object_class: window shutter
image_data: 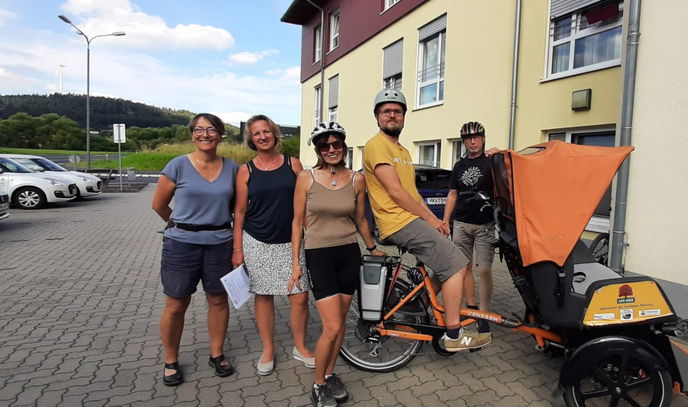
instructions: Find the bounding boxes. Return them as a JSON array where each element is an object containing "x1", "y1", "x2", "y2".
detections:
[
  {"x1": 419, "y1": 14, "x2": 447, "y2": 41},
  {"x1": 328, "y1": 75, "x2": 339, "y2": 109},
  {"x1": 550, "y1": 0, "x2": 604, "y2": 19},
  {"x1": 383, "y1": 40, "x2": 403, "y2": 79}
]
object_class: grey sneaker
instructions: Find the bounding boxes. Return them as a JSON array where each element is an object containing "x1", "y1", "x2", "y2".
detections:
[
  {"x1": 442, "y1": 328, "x2": 492, "y2": 352},
  {"x1": 325, "y1": 373, "x2": 349, "y2": 402},
  {"x1": 311, "y1": 384, "x2": 337, "y2": 407}
]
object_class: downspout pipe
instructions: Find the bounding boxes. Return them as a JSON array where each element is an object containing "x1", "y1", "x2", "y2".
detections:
[
  {"x1": 610, "y1": 0, "x2": 641, "y2": 273},
  {"x1": 306, "y1": 0, "x2": 325, "y2": 123},
  {"x1": 508, "y1": 0, "x2": 522, "y2": 149}
]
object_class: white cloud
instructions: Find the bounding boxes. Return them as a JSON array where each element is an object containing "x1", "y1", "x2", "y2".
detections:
[
  {"x1": 228, "y1": 49, "x2": 279, "y2": 65},
  {"x1": 0, "y1": 9, "x2": 17, "y2": 26},
  {"x1": 59, "y1": 0, "x2": 234, "y2": 51}
]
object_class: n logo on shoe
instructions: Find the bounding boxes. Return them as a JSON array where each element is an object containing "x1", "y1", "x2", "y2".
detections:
[{"x1": 460, "y1": 336, "x2": 473, "y2": 346}]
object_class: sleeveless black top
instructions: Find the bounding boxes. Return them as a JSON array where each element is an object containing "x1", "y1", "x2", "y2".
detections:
[{"x1": 244, "y1": 155, "x2": 295, "y2": 244}]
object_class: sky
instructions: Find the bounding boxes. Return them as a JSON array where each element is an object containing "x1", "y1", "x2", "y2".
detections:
[{"x1": 0, "y1": 0, "x2": 304, "y2": 125}]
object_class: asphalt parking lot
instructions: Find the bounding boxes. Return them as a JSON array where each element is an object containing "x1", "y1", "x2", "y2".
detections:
[{"x1": 0, "y1": 186, "x2": 686, "y2": 406}]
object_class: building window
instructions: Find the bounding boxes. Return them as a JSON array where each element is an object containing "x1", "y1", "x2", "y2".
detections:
[
  {"x1": 384, "y1": 0, "x2": 401, "y2": 11},
  {"x1": 346, "y1": 148, "x2": 353, "y2": 169},
  {"x1": 548, "y1": 1, "x2": 623, "y2": 78},
  {"x1": 383, "y1": 40, "x2": 403, "y2": 91},
  {"x1": 417, "y1": 15, "x2": 446, "y2": 107},
  {"x1": 314, "y1": 85, "x2": 322, "y2": 125},
  {"x1": 314, "y1": 25, "x2": 322, "y2": 63},
  {"x1": 329, "y1": 9, "x2": 340, "y2": 51},
  {"x1": 417, "y1": 141, "x2": 441, "y2": 167},
  {"x1": 328, "y1": 74, "x2": 339, "y2": 122},
  {"x1": 548, "y1": 129, "x2": 615, "y2": 230},
  {"x1": 451, "y1": 140, "x2": 465, "y2": 164}
]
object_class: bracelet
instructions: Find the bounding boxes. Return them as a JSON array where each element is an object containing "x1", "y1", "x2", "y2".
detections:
[{"x1": 366, "y1": 245, "x2": 377, "y2": 252}]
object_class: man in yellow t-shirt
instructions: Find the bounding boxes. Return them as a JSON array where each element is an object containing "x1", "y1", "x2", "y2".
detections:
[{"x1": 362, "y1": 89, "x2": 491, "y2": 352}]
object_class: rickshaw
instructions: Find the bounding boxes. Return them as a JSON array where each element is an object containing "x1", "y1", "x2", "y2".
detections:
[{"x1": 341, "y1": 141, "x2": 688, "y2": 407}]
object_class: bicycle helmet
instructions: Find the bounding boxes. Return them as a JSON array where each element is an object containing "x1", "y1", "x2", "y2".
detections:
[
  {"x1": 308, "y1": 121, "x2": 346, "y2": 145},
  {"x1": 373, "y1": 89, "x2": 407, "y2": 114},
  {"x1": 460, "y1": 121, "x2": 485, "y2": 138}
]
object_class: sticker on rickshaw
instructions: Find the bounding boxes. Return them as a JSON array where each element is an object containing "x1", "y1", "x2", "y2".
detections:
[{"x1": 583, "y1": 280, "x2": 673, "y2": 326}]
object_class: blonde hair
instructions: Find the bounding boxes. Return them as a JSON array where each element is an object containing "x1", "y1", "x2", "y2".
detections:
[{"x1": 243, "y1": 114, "x2": 282, "y2": 152}]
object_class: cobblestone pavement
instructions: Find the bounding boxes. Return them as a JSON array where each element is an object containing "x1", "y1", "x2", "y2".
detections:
[{"x1": 0, "y1": 186, "x2": 686, "y2": 407}]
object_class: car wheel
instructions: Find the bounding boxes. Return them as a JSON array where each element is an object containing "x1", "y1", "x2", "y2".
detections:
[{"x1": 13, "y1": 187, "x2": 47, "y2": 209}]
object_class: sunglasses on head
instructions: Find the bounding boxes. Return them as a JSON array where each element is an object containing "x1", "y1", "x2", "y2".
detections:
[{"x1": 317, "y1": 140, "x2": 344, "y2": 153}]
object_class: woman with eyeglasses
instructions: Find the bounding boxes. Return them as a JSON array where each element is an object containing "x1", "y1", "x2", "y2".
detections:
[
  {"x1": 232, "y1": 114, "x2": 314, "y2": 376},
  {"x1": 152, "y1": 113, "x2": 238, "y2": 386},
  {"x1": 292, "y1": 122, "x2": 384, "y2": 406}
]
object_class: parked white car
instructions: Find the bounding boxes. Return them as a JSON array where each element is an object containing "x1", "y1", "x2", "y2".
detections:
[
  {"x1": 0, "y1": 157, "x2": 77, "y2": 209},
  {"x1": 0, "y1": 154, "x2": 102, "y2": 198},
  {"x1": 0, "y1": 181, "x2": 9, "y2": 221}
]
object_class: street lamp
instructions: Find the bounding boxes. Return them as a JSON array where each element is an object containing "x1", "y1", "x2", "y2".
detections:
[{"x1": 58, "y1": 15, "x2": 125, "y2": 171}]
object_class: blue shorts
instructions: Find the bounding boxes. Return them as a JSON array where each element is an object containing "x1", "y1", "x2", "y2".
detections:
[
  {"x1": 160, "y1": 236, "x2": 232, "y2": 298},
  {"x1": 305, "y1": 243, "x2": 361, "y2": 301}
]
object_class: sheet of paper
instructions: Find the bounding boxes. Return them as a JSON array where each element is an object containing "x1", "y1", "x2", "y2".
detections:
[{"x1": 220, "y1": 264, "x2": 251, "y2": 309}]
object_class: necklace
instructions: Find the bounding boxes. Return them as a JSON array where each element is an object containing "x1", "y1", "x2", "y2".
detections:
[
  {"x1": 193, "y1": 156, "x2": 220, "y2": 179},
  {"x1": 330, "y1": 166, "x2": 337, "y2": 186},
  {"x1": 258, "y1": 155, "x2": 280, "y2": 171}
]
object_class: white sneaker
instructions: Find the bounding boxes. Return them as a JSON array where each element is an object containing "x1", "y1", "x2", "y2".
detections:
[{"x1": 256, "y1": 357, "x2": 274, "y2": 376}]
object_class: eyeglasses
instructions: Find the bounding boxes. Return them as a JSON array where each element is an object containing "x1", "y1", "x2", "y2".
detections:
[
  {"x1": 317, "y1": 140, "x2": 344, "y2": 153},
  {"x1": 193, "y1": 127, "x2": 219, "y2": 136},
  {"x1": 379, "y1": 109, "x2": 404, "y2": 117}
]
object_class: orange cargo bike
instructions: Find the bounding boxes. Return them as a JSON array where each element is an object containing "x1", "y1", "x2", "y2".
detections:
[{"x1": 340, "y1": 141, "x2": 688, "y2": 407}]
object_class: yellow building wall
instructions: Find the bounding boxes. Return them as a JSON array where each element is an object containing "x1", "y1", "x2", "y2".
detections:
[
  {"x1": 624, "y1": 1, "x2": 688, "y2": 284},
  {"x1": 298, "y1": 0, "x2": 515, "y2": 169},
  {"x1": 514, "y1": 0, "x2": 622, "y2": 147}
]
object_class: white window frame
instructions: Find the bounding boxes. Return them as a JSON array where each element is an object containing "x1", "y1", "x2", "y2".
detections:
[
  {"x1": 546, "y1": 1, "x2": 623, "y2": 80},
  {"x1": 328, "y1": 107, "x2": 338, "y2": 122},
  {"x1": 345, "y1": 147, "x2": 353, "y2": 169},
  {"x1": 314, "y1": 25, "x2": 322, "y2": 63},
  {"x1": 451, "y1": 139, "x2": 466, "y2": 164},
  {"x1": 329, "y1": 9, "x2": 340, "y2": 51},
  {"x1": 384, "y1": 0, "x2": 401, "y2": 11},
  {"x1": 417, "y1": 30, "x2": 446, "y2": 108},
  {"x1": 548, "y1": 127, "x2": 615, "y2": 232},
  {"x1": 314, "y1": 85, "x2": 322, "y2": 125},
  {"x1": 384, "y1": 73, "x2": 402, "y2": 91},
  {"x1": 416, "y1": 141, "x2": 441, "y2": 168}
]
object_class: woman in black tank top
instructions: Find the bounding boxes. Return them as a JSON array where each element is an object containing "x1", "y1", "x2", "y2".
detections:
[{"x1": 232, "y1": 115, "x2": 314, "y2": 376}]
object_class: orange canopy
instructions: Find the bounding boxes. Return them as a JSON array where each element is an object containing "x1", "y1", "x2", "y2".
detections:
[{"x1": 504, "y1": 141, "x2": 633, "y2": 267}]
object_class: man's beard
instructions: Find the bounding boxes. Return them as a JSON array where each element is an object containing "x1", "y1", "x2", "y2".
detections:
[{"x1": 379, "y1": 122, "x2": 403, "y2": 138}]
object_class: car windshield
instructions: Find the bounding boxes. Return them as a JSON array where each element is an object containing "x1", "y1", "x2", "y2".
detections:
[
  {"x1": 33, "y1": 158, "x2": 67, "y2": 172},
  {"x1": 416, "y1": 170, "x2": 450, "y2": 189},
  {"x1": 0, "y1": 158, "x2": 33, "y2": 173}
]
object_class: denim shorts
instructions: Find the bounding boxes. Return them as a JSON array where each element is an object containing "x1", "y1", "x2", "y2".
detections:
[{"x1": 160, "y1": 236, "x2": 232, "y2": 298}]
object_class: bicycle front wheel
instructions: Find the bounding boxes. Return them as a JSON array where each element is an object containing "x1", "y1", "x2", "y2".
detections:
[{"x1": 339, "y1": 279, "x2": 427, "y2": 372}]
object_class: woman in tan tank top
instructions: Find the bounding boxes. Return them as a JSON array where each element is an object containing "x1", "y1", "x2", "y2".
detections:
[{"x1": 291, "y1": 122, "x2": 384, "y2": 406}]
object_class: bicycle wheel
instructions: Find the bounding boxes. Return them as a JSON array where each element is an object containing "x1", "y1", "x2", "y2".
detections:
[
  {"x1": 339, "y1": 279, "x2": 427, "y2": 372},
  {"x1": 590, "y1": 233, "x2": 609, "y2": 265}
]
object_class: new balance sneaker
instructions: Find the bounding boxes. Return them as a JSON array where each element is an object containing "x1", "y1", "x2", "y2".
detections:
[
  {"x1": 325, "y1": 373, "x2": 349, "y2": 402},
  {"x1": 311, "y1": 384, "x2": 337, "y2": 407},
  {"x1": 441, "y1": 328, "x2": 492, "y2": 352}
]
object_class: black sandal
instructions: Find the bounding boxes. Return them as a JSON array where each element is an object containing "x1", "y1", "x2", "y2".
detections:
[
  {"x1": 162, "y1": 362, "x2": 183, "y2": 386},
  {"x1": 209, "y1": 354, "x2": 235, "y2": 377}
]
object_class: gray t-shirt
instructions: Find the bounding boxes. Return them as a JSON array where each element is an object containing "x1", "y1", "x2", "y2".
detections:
[{"x1": 162, "y1": 155, "x2": 238, "y2": 245}]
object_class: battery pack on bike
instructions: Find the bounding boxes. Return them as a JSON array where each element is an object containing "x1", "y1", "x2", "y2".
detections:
[{"x1": 358, "y1": 255, "x2": 395, "y2": 321}]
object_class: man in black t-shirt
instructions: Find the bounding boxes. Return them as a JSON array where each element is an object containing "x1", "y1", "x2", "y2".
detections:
[{"x1": 442, "y1": 121, "x2": 497, "y2": 346}]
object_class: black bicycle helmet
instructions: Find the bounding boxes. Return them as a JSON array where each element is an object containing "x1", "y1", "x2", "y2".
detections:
[{"x1": 460, "y1": 121, "x2": 485, "y2": 138}]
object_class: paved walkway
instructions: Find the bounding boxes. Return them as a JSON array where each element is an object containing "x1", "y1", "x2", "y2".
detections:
[{"x1": 0, "y1": 186, "x2": 685, "y2": 406}]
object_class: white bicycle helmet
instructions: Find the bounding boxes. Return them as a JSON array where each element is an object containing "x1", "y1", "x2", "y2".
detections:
[
  {"x1": 308, "y1": 121, "x2": 346, "y2": 145},
  {"x1": 373, "y1": 89, "x2": 407, "y2": 114}
]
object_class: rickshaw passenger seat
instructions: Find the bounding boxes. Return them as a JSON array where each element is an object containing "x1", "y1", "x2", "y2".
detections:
[{"x1": 571, "y1": 262, "x2": 621, "y2": 295}]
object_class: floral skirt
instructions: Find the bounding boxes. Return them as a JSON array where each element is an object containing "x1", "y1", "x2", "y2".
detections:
[{"x1": 243, "y1": 231, "x2": 310, "y2": 295}]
